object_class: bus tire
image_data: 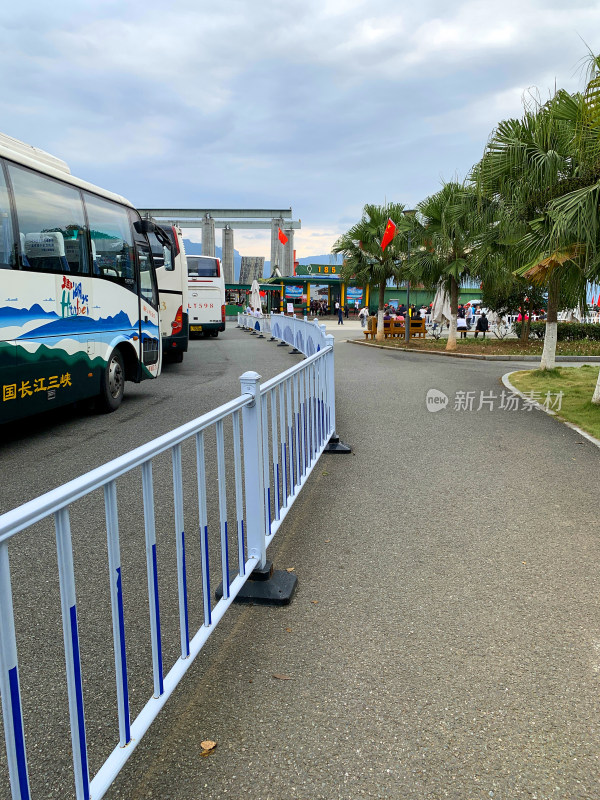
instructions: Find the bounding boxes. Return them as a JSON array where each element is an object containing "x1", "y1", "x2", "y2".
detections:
[
  {"x1": 211, "y1": 331, "x2": 219, "y2": 338},
  {"x1": 98, "y1": 348, "x2": 125, "y2": 413},
  {"x1": 166, "y1": 350, "x2": 184, "y2": 363}
]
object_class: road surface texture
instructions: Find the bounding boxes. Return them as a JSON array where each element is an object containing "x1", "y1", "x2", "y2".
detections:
[{"x1": 4, "y1": 320, "x2": 600, "y2": 799}]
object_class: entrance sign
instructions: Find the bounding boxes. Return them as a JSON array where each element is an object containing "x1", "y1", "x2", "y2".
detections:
[{"x1": 296, "y1": 264, "x2": 339, "y2": 278}]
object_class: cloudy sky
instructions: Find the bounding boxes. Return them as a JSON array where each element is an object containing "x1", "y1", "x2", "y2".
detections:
[{"x1": 2, "y1": 1, "x2": 598, "y2": 258}]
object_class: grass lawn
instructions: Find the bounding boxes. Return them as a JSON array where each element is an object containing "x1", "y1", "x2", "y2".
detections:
[
  {"x1": 509, "y1": 365, "x2": 600, "y2": 440},
  {"x1": 363, "y1": 337, "x2": 600, "y2": 357}
]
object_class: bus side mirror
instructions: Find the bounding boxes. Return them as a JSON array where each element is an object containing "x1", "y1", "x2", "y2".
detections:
[{"x1": 134, "y1": 219, "x2": 155, "y2": 235}]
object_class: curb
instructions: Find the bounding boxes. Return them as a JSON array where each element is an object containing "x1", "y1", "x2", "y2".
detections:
[
  {"x1": 502, "y1": 371, "x2": 600, "y2": 450},
  {"x1": 346, "y1": 339, "x2": 600, "y2": 362}
]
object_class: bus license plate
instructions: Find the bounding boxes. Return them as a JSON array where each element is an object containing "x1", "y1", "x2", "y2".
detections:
[{"x1": 190, "y1": 325, "x2": 203, "y2": 332}]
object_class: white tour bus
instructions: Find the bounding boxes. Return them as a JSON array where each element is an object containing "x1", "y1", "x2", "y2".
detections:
[
  {"x1": 149, "y1": 223, "x2": 189, "y2": 362},
  {"x1": 187, "y1": 255, "x2": 226, "y2": 338},
  {"x1": 0, "y1": 132, "x2": 162, "y2": 423}
]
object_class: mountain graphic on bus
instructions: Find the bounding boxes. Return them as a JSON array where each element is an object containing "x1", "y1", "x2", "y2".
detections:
[
  {"x1": 17, "y1": 310, "x2": 135, "y2": 339},
  {"x1": 0, "y1": 303, "x2": 59, "y2": 327}
]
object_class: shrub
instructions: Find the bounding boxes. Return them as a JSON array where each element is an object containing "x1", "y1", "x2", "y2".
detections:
[{"x1": 514, "y1": 321, "x2": 600, "y2": 341}]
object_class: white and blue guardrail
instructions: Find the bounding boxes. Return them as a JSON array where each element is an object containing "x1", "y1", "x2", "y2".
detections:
[{"x1": 0, "y1": 313, "x2": 344, "y2": 800}]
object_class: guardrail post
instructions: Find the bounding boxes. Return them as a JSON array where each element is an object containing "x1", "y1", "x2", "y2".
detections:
[
  {"x1": 234, "y1": 371, "x2": 297, "y2": 605},
  {"x1": 0, "y1": 544, "x2": 31, "y2": 800},
  {"x1": 240, "y1": 371, "x2": 267, "y2": 569},
  {"x1": 323, "y1": 333, "x2": 351, "y2": 454}
]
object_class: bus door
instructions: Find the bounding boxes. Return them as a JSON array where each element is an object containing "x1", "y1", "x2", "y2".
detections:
[{"x1": 131, "y1": 213, "x2": 161, "y2": 376}]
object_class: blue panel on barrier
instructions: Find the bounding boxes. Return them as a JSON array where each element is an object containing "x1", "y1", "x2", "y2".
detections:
[{"x1": 8, "y1": 666, "x2": 29, "y2": 800}]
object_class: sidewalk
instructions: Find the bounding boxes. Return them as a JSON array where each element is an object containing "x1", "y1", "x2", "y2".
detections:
[{"x1": 107, "y1": 334, "x2": 600, "y2": 800}]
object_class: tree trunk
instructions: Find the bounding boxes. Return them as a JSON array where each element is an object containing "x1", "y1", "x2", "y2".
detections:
[
  {"x1": 375, "y1": 282, "x2": 385, "y2": 342},
  {"x1": 446, "y1": 275, "x2": 458, "y2": 351},
  {"x1": 540, "y1": 276, "x2": 558, "y2": 370},
  {"x1": 592, "y1": 368, "x2": 600, "y2": 405}
]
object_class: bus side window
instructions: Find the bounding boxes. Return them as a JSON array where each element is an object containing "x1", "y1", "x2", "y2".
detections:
[
  {"x1": 7, "y1": 162, "x2": 88, "y2": 274},
  {"x1": 147, "y1": 230, "x2": 173, "y2": 271},
  {"x1": 84, "y1": 192, "x2": 137, "y2": 292},
  {"x1": 130, "y1": 212, "x2": 158, "y2": 308},
  {"x1": 0, "y1": 165, "x2": 15, "y2": 269}
]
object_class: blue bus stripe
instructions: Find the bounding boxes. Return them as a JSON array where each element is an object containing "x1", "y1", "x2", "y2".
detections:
[
  {"x1": 115, "y1": 568, "x2": 130, "y2": 743},
  {"x1": 69, "y1": 605, "x2": 90, "y2": 800},
  {"x1": 182, "y1": 531, "x2": 189, "y2": 655},
  {"x1": 151, "y1": 544, "x2": 163, "y2": 695},
  {"x1": 8, "y1": 666, "x2": 30, "y2": 800}
]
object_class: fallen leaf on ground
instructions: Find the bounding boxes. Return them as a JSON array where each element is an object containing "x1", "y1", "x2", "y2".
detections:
[
  {"x1": 311, "y1": 600, "x2": 319, "y2": 605},
  {"x1": 286, "y1": 567, "x2": 295, "y2": 572},
  {"x1": 201, "y1": 740, "x2": 217, "y2": 756},
  {"x1": 273, "y1": 673, "x2": 292, "y2": 680},
  {"x1": 324, "y1": 539, "x2": 331, "y2": 543},
  {"x1": 286, "y1": 627, "x2": 292, "y2": 632}
]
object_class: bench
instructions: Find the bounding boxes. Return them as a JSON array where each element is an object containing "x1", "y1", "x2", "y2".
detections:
[
  {"x1": 457, "y1": 326, "x2": 489, "y2": 338},
  {"x1": 363, "y1": 316, "x2": 427, "y2": 340}
]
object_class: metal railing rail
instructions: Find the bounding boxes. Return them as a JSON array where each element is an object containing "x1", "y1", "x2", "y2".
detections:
[{"x1": 0, "y1": 314, "x2": 336, "y2": 800}]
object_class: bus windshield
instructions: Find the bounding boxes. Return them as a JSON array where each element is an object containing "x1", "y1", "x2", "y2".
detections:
[{"x1": 188, "y1": 255, "x2": 219, "y2": 278}]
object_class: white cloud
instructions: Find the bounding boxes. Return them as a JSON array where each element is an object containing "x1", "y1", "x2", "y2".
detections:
[{"x1": 1, "y1": 0, "x2": 599, "y2": 257}]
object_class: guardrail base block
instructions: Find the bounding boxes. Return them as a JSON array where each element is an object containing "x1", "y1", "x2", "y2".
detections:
[
  {"x1": 277, "y1": 341, "x2": 287, "y2": 346},
  {"x1": 215, "y1": 560, "x2": 297, "y2": 605},
  {"x1": 324, "y1": 434, "x2": 352, "y2": 454}
]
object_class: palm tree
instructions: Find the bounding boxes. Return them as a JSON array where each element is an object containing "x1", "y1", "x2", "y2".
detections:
[
  {"x1": 542, "y1": 55, "x2": 600, "y2": 399},
  {"x1": 332, "y1": 202, "x2": 411, "y2": 342},
  {"x1": 476, "y1": 88, "x2": 590, "y2": 369},
  {"x1": 410, "y1": 182, "x2": 484, "y2": 351}
]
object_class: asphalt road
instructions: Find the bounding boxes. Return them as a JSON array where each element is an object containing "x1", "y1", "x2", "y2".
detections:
[{"x1": 3, "y1": 321, "x2": 600, "y2": 799}]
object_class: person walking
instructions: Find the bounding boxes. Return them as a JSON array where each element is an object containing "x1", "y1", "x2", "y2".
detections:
[
  {"x1": 358, "y1": 306, "x2": 368, "y2": 328},
  {"x1": 336, "y1": 301, "x2": 343, "y2": 325}
]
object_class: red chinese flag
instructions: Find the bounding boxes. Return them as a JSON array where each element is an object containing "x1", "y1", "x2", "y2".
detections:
[
  {"x1": 278, "y1": 228, "x2": 288, "y2": 245},
  {"x1": 380, "y1": 218, "x2": 397, "y2": 251}
]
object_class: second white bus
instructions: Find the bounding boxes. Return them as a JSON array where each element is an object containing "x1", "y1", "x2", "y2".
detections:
[{"x1": 187, "y1": 255, "x2": 226, "y2": 338}]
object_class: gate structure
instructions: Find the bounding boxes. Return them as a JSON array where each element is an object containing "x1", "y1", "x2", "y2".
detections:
[{"x1": 0, "y1": 316, "x2": 339, "y2": 800}]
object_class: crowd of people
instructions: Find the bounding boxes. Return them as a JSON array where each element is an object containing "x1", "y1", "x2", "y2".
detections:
[{"x1": 244, "y1": 298, "x2": 549, "y2": 339}]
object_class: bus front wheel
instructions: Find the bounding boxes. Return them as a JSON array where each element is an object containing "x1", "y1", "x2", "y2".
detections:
[{"x1": 98, "y1": 349, "x2": 125, "y2": 413}]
